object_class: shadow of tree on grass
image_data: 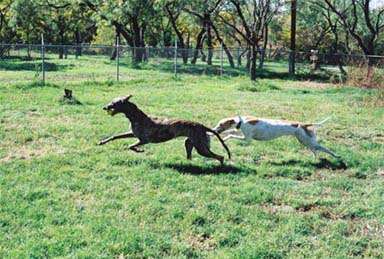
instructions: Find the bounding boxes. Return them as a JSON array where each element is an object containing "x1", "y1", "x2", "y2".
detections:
[
  {"x1": 0, "y1": 59, "x2": 71, "y2": 72},
  {"x1": 122, "y1": 60, "x2": 334, "y2": 82}
]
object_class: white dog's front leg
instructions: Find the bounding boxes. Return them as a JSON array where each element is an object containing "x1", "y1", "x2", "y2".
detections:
[
  {"x1": 221, "y1": 129, "x2": 239, "y2": 135},
  {"x1": 223, "y1": 134, "x2": 247, "y2": 141}
]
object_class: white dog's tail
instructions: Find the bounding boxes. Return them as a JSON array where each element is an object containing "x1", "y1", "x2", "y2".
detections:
[{"x1": 312, "y1": 117, "x2": 331, "y2": 127}]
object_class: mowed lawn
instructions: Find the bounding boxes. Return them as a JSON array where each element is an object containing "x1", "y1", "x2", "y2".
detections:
[{"x1": 0, "y1": 66, "x2": 383, "y2": 257}]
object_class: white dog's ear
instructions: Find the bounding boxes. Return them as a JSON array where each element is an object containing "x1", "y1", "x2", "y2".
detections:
[{"x1": 234, "y1": 115, "x2": 243, "y2": 124}]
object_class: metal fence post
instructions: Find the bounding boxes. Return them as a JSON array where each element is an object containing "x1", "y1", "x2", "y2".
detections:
[
  {"x1": 116, "y1": 36, "x2": 120, "y2": 81},
  {"x1": 220, "y1": 43, "x2": 224, "y2": 76},
  {"x1": 41, "y1": 34, "x2": 45, "y2": 85},
  {"x1": 174, "y1": 39, "x2": 177, "y2": 77}
]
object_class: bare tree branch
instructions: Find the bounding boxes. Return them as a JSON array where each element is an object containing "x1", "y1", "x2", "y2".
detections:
[{"x1": 217, "y1": 14, "x2": 250, "y2": 43}]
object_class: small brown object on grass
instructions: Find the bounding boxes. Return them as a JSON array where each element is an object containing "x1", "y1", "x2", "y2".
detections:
[{"x1": 64, "y1": 89, "x2": 72, "y2": 99}]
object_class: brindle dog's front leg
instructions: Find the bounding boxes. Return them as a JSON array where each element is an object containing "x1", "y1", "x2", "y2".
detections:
[
  {"x1": 98, "y1": 131, "x2": 135, "y2": 145},
  {"x1": 128, "y1": 140, "x2": 146, "y2": 153}
]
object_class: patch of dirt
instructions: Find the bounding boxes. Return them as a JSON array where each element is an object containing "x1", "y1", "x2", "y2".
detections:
[
  {"x1": 360, "y1": 224, "x2": 384, "y2": 239},
  {"x1": 296, "y1": 203, "x2": 319, "y2": 212},
  {"x1": 377, "y1": 169, "x2": 384, "y2": 177},
  {"x1": 73, "y1": 194, "x2": 95, "y2": 211},
  {"x1": 1, "y1": 113, "x2": 75, "y2": 161},
  {"x1": 0, "y1": 137, "x2": 65, "y2": 161},
  {"x1": 261, "y1": 203, "x2": 295, "y2": 214},
  {"x1": 292, "y1": 81, "x2": 336, "y2": 89},
  {"x1": 184, "y1": 231, "x2": 215, "y2": 251},
  {"x1": 295, "y1": 203, "x2": 349, "y2": 221}
]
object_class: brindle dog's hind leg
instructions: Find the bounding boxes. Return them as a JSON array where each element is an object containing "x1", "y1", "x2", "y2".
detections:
[
  {"x1": 184, "y1": 138, "x2": 194, "y2": 160},
  {"x1": 193, "y1": 140, "x2": 224, "y2": 165}
]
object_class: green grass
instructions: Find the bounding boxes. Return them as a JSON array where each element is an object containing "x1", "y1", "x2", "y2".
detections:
[{"x1": 0, "y1": 57, "x2": 383, "y2": 258}]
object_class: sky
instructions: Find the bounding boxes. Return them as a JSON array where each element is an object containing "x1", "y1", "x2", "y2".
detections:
[{"x1": 371, "y1": 0, "x2": 384, "y2": 9}]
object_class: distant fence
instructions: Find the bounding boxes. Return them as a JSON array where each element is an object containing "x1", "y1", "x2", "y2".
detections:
[{"x1": 1, "y1": 43, "x2": 383, "y2": 84}]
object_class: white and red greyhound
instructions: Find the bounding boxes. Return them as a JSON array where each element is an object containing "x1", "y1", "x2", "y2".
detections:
[{"x1": 212, "y1": 116, "x2": 339, "y2": 158}]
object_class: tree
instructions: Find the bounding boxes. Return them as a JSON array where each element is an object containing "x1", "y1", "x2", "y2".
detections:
[
  {"x1": 323, "y1": 0, "x2": 384, "y2": 60},
  {"x1": 83, "y1": 0, "x2": 157, "y2": 62},
  {"x1": 295, "y1": 1, "x2": 332, "y2": 52},
  {"x1": 164, "y1": 0, "x2": 190, "y2": 64},
  {"x1": 0, "y1": 0, "x2": 13, "y2": 43},
  {"x1": 306, "y1": 1, "x2": 347, "y2": 76},
  {"x1": 9, "y1": 0, "x2": 44, "y2": 57},
  {"x1": 0, "y1": 1, "x2": 10, "y2": 38},
  {"x1": 42, "y1": 0, "x2": 72, "y2": 58},
  {"x1": 321, "y1": 0, "x2": 384, "y2": 84},
  {"x1": 289, "y1": 0, "x2": 296, "y2": 75},
  {"x1": 184, "y1": 0, "x2": 222, "y2": 65},
  {"x1": 220, "y1": 0, "x2": 283, "y2": 80}
]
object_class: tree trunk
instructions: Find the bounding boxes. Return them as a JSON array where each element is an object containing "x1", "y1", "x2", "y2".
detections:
[
  {"x1": 58, "y1": 29, "x2": 65, "y2": 59},
  {"x1": 176, "y1": 36, "x2": 188, "y2": 65},
  {"x1": 289, "y1": 0, "x2": 297, "y2": 76},
  {"x1": 246, "y1": 48, "x2": 250, "y2": 70},
  {"x1": 26, "y1": 31, "x2": 31, "y2": 58},
  {"x1": 332, "y1": 28, "x2": 346, "y2": 78},
  {"x1": 200, "y1": 49, "x2": 207, "y2": 62},
  {"x1": 237, "y1": 48, "x2": 241, "y2": 67},
  {"x1": 58, "y1": 13, "x2": 65, "y2": 59},
  {"x1": 250, "y1": 43, "x2": 257, "y2": 80},
  {"x1": 212, "y1": 23, "x2": 234, "y2": 67},
  {"x1": 222, "y1": 43, "x2": 234, "y2": 68},
  {"x1": 165, "y1": 4, "x2": 188, "y2": 64},
  {"x1": 132, "y1": 18, "x2": 145, "y2": 63},
  {"x1": 366, "y1": 47, "x2": 376, "y2": 87},
  {"x1": 75, "y1": 29, "x2": 82, "y2": 58},
  {"x1": 205, "y1": 14, "x2": 213, "y2": 65},
  {"x1": 110, "y1": 31, "x2": 119, "y2": 60},
  {"x1": 191, "y1": 28, "x2": 205, "y2": 64},
  {"x1": 258, "y1": 24, "x2": 268, "y2": 71}
]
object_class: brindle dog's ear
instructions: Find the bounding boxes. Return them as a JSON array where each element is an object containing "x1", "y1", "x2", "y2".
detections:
[{"x1": 124, "y1": 94, "x2": 133, "y2": 101}]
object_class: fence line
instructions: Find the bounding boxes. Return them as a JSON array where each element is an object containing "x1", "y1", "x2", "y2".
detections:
[
  {"x1": 1, "y1": 42, "x2": 383, "y2": 84},
  {"x1": 2, "y1": 43, "x2": 384, "y2": 58}
]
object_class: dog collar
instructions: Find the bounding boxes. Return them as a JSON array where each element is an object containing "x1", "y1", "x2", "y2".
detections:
[{"x1": 236, "y1": 117, "x2": 243, "y2": 129}]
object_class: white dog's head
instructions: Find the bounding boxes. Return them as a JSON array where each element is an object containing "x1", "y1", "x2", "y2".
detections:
[{"x1": 212, "y1": 116, "x2": 242, "y2": 133}]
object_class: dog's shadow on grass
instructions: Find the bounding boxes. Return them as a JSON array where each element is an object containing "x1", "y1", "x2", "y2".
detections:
[
  {"x1": 269, "y1": 158, "x2": 348, "y2": 170},
  {"x1": 159, "y1": 162, "x2": 256, "y2": 175}
]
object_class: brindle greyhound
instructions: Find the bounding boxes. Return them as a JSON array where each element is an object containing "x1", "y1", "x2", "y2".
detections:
[{"x1": 99, "y1": 95, "x2": 231, "y2": 165}]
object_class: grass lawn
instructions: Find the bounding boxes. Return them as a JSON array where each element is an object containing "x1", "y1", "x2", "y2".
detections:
[{"x1": 0, "y1": 57, "x2": 383, "y2": 257}]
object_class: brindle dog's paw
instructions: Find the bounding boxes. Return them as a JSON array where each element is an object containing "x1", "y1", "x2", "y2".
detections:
[
  {"x1": 98, "y1": 139, "x2": 107, "y2": 145},
  {"x1": 129, "y1": 146, "x2": 144, "y2": 153}
]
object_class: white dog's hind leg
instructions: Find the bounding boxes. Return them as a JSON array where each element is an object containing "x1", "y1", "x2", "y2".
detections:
[{"x1": 315, "y1": 145, "x2": 339, "y2": 158}]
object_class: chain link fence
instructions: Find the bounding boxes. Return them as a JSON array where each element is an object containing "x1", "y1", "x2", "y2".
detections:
[{"x1": 1, "y1": 43, "x2": 383, "y2": 85}]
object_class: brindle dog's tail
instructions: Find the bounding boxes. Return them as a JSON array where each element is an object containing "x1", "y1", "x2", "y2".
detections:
[{"x1": 205, "y1": 128, "x2": 231, "y2": 159}]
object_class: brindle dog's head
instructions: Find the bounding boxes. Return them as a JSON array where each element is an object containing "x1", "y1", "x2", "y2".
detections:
[{"x1": 103, "y1": 94, "x2": 134, "y2": 116}]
